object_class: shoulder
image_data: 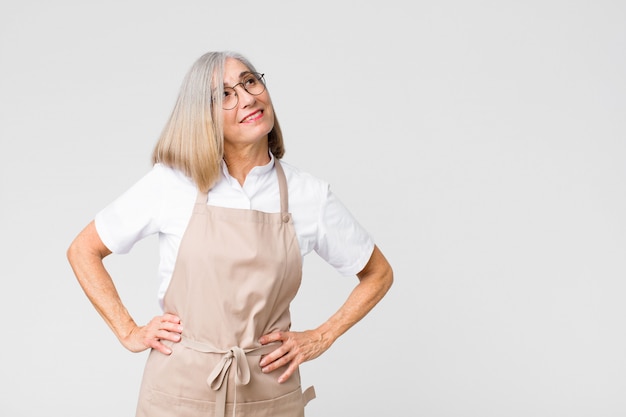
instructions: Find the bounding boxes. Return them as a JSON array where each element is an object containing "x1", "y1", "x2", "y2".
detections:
[
  {"x1": 277, "y1": 159, "x2": 332, "y2": 225},
  {"x1": 137, "y1": 163, "x2": 195, "y2": 197},
  {"x1": 151, "y1": 163, "x2": 195, "y2": 187},
  {"x1": 278, "y1": 159, "x2": 329, "y2": 196},
  {"x1": 106, "y1": 163, "x2": 196, "y2": 213}
]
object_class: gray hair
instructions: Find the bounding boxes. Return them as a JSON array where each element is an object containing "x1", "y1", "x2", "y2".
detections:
[{"x1": 152, "y1": 51, "x2": 284, "y2": 192}]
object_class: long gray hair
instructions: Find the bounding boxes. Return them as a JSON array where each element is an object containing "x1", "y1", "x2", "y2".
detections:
[{"x1": 152, "y1": 51, "x2": 284, "y2": 192}]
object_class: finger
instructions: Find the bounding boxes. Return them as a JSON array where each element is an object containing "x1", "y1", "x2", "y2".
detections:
[
  {"x1": 150, "y1": 339, "x2": 173, "y2": 355},
  {"x1": 141, "y1": 325, "x2": 181, "y2": 348},
  {"x1": 278, "y1": 362, "x2": 299, "y2": 384},
  {"x1": 145, "y1": 316, "x2": 183, "y2": 335},
  {"x1": 259, "y1": 331, "x2": 284, "y2": 345},
  {"x1": 261, "y1": 348, "x2": 292, "y2": 372},
  {"x1": 159, "y1": 321, "x2": 184, "y2": 334},
  {"x1": 161, "y1": 313, "x2": 181, "y2": 324},
  {"x1": 155, "y1": 329, "x2": 182, "y2": 342},
  {"x1": 144, "y1": 328, "x2": 180, "y2": 354},
  {"x1": 259, "y1": 342, "x2": 290, "y2": 367}
]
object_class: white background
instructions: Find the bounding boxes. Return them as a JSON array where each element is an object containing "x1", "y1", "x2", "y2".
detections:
[{"x1": 1, "y1": 1, "x2": 625, "y2": 416}]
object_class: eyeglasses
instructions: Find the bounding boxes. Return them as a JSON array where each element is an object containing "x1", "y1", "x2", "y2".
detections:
[{"x1": 218, "y1": 72, "x2": 266, "y2": 110}]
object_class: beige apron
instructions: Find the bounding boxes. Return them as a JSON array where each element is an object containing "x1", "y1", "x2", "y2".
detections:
[{"x1": 136, "y1": 161, "x2": 315, "y2": 417}]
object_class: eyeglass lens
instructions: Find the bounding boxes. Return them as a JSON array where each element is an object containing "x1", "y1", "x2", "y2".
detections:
[{"x1": 222, "y1": 72, "x2": 265, "y2": 110}]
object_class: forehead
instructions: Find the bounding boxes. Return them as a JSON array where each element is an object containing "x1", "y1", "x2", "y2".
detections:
[{"x1": 223, "y1": 58, "x2": 251, "y2": 84}]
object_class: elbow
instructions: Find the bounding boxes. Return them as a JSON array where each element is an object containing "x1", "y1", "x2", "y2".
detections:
[
  {"x1": 382, "y1": 265, "x2": 394, "y2": 295},
  {"x1": 66, "y1": 221, "x2": 111, "y2": 268},
  {"x1": 375, "y1": 247, "x2": 394, "y2": 295},
  {"x1": 66, "y1": 237, "x2": 82, "y2": 269},
  {"x1": 66, "y1": 239, "x2": 76, "y2": 263},
  {"x1": 358, "y1": 245, "x2": 394, "y2": 296}
]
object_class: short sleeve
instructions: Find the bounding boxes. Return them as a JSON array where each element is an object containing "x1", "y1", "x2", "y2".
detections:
[
  {"x1": 94, "y1": 166, "x2": 164, "y2": 254},
  {"x1": 315, "y1": 187, "x2": 375, "y2": 276}
]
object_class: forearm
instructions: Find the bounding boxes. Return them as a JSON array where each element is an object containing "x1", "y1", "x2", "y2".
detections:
[
  {"x1": 316, "y1": 245, "x2": 393, "y2": 346},
  {"x1": 256, "y1": 246, "x2": 393, "y2": 381},
  {"x1": 67, "y1": 222, "x2": 137, "y2": 342}
]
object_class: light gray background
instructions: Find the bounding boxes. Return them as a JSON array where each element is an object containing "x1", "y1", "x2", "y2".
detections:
[{"x1": 1, "y1": 1, "x2": 625, "y2": 416}]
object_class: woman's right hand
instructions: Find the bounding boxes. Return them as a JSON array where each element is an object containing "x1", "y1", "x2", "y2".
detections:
[
  {"x1": 122, "y1": 313, "x2": 183, "y2": 355},
  {"x1": 67, "y1": 221, "x2": 183, "y2": 356}
]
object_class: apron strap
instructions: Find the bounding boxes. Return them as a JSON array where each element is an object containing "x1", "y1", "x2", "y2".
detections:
[
  {"x1": 194, "y1": 159, "x2": 289, "y2": 218},
  {"x1": 274, "y1": 159, "x2": 290, "y2": 219},
  {"x1": 302, "y1": 385, "x2": 316, "y2": 406},
  {"x1": 195, "y1": 189, "x2": 209, "y2": 205}
]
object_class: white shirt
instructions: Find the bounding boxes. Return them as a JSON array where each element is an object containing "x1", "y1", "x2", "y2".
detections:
[{"x1": 95, "y1": 155, "x2": 375, "y2": 307}]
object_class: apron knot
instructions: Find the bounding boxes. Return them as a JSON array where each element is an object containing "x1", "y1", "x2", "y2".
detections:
[
  {"x1": 207, "y1": 346, "x2": 251, "y2": 391},
  {"x1": 179, "y1": 337, "x2": 282, "y2": 417},
  {"x1": 203, "y1": 344, "x2": 277, "y2": 417}
]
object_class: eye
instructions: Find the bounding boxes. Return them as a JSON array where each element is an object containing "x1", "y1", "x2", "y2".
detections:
[
  {"x1": 243, "y1": 73, "x2": 258, "y2": 87},
  {"x1": 223, "y1": 87, "x2": 235, "y2": 97}
]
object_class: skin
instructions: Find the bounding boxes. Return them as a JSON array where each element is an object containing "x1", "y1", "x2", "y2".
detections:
[
  {"x1": 66, "y1": 57, "x2": 393, "y2": 384},
  {"x1": 67, "y1": 221, "x2": 183, "y2": 355},
  {"x1": 221, "y1": 58, "x2": 275, "y2": 184},
  {"x1": 258, "y1": 245, "x2": 392, "y2": 383}
]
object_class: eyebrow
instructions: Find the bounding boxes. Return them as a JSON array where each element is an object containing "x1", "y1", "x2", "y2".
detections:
[{"x1": 223, "y1": 71, "x2": 253, "y2": 87}]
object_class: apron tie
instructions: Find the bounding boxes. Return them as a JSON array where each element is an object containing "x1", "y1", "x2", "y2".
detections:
[
  {"x1": 181, "y1": 337, "x2": 279, "y2": 417},
  {"x1": 207, "y1": 347, "x2": 249, "y2": 417},
  {"x1": 208, "y1": 347, "x2": 251, "y2": 389}
]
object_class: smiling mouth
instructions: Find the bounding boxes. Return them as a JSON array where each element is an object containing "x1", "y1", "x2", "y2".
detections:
[{"x1": 241, "y1": 110, "x2": 263, "y2": 123}]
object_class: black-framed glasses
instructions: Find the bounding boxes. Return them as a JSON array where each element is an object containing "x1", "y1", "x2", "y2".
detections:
[{"x1": 218, "y1": 72, "x2": 266, "y2": 110}]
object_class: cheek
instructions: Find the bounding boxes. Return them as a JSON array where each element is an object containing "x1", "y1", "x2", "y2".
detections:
[
  {"x1": 264, "y1": 104, "x2": 275, "y2": 128},
  {"x1": 221, "y1": 113, "x2": 238, "y2": 131}
]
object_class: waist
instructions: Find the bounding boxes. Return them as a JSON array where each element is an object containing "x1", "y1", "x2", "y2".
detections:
[
  {"x1": 179, "y1": 336, "x2": 297, "y2": 417},
  {"x1": 180, "y1": 336, "x2": 278, "y2": 356}
]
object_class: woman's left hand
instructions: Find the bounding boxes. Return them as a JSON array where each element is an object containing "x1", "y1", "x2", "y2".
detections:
[
  {"x1": 259, "y1": 246, "x2": 393, "y2": 384},
  {"x1": 258, "y1": 329, "x2": 331, "y2": 383}
]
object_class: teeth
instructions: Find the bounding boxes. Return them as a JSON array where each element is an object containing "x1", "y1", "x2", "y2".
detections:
[{"x1": 242, "y1": 111, "x2": 260, "y2": 122}]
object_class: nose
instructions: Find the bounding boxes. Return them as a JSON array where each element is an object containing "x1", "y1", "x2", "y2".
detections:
[{"x1": 235, "y1": 85, "x2": 255, "y2": 107}]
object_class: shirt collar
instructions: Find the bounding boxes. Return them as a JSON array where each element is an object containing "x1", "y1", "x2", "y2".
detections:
[{"x1": 220, "y1": 152, "x2": 275, "y2": 185}]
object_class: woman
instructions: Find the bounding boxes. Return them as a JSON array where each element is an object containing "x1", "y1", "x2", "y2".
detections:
[{"x1": 67, "y1": 51, "x2": 393, "y2": 417}]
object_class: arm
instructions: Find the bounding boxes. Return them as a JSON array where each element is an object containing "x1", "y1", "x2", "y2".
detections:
[
  {"x1": 259, "y1": 245, "x2": 393, "y2": 383},
  {"x1": 66, "y1": 220, "x2": 182, "y2": 354}
]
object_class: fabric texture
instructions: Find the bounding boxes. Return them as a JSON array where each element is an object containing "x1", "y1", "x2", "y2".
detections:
[
  {"x1": 95, "y1": 155, "x2": 374, "y2": 307},
  {"x1": 135, "y1": 161, "x2": 315, "y2": 417}
]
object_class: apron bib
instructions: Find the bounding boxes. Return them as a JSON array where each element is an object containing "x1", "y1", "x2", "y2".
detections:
[{"x1": 136, "y1": 161, "x2": 315, "y2": 417}]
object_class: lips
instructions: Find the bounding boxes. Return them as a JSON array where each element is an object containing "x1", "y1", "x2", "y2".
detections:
[{"x1": 240, "y1": 110, "x2": 263, "y2": 123}]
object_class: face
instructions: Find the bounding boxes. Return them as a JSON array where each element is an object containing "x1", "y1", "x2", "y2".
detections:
[{"x1": 220, "y1": 57, "x2": 275, "y2": 148}]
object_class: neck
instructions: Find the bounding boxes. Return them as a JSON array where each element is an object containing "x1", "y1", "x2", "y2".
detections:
[{"x1": 223, "y1": 143, "x2": 271, "y2": 186}]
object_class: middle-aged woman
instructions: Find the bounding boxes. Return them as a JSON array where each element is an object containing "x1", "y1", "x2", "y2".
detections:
[{"x1": 67, "y1": 50, "x2": 393, "y2": 417}]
